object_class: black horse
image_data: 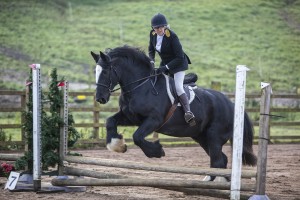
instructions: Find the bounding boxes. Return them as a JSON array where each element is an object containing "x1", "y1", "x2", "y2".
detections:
[{"x1": 91, "y1": 45, "x2": 257, "y2": 180}]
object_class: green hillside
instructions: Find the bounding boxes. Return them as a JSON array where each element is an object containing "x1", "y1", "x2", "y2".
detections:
[{"x1": 0, "y1": 0, "x2": 299, "y2": 92}]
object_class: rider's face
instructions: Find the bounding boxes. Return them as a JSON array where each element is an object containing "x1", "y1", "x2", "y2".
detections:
[{"x1": 153, "y1": 26, "x2": 165, "y2": 36}]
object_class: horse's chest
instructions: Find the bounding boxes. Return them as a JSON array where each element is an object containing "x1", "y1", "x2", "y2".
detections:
[{"x1": 121, "y1": 103, "x2": 141, "y2": 123}]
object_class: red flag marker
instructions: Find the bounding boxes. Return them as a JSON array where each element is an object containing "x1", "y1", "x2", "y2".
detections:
[
  {"x1": 26, "y1": 81, "x2": 32, "y2": 86},
  {"x1": 57, "y1": 81, "x2": 65, "y2": 87},
  {"x1": 29, "y1": 64, "x2": 36, "y2": 69}
]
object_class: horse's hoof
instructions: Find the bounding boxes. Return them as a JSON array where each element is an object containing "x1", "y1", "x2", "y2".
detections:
[
  {"x1": 214, "y1": 176, "x2": 229, "y2": 182},
  {"x1": 161, "y1": 148, "x2": 165, "y2": 157},
  {"x1": 123, "y1": 144, "x2": 128, "y2": 153},
  {"x1": 106, "y1": 138, "x2": 127, "y2": 153},
  {"x1": 203, "y1": 176, "x2": 212, "y2": 181},
  {"x1": 154, "y1": 140, "x2": 165, "y2": 157}
]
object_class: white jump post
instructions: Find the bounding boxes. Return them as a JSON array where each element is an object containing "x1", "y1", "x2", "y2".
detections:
[
  {"x1": 32, "y1": 64, "x2": 42, "y2": 191},
  {"x1": 230, "y1": 65, "x2": 249, "y2": 200}
]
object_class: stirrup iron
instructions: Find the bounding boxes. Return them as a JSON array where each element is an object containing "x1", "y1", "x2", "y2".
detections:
[{"x1": 184, "y1": 111, "x2": 196, "y2": 126}]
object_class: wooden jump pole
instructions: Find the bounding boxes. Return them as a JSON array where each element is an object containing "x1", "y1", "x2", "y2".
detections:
[
  {"x1": 52, "y1": 177, "x2": 255, "y2": 191},
  {"x1": 249, "y1": 83, "x2": 271, "y2": 200},
  {"x1": 62, "y1": 167, "x2": 253, "y2": 199},
  {"x1": 0, "y1": 154, "x2": 22, "y2": 161},
  {"x1": 58, "y1": 81, "x2": 69, "y2": 176},
  {"x1": 64, "y1": 155, "x2": 256, "y2": 179},
  {"x1": 62, "y1": 166, "x2": 254, "y2": 199},
  {"x1": 64, "y1": 166, "x2": 127, "y2": 179},
  {"x1": 180, "y1": 188, "x2": 251, "y2": 200}
]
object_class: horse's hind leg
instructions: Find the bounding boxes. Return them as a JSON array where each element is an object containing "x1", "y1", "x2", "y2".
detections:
[
  {"x1": 209, "y1": 145, "x2": 228, "y2": 169},
  {"x1": 193, "y1": 134, "x2": 229, "y2": 182}
]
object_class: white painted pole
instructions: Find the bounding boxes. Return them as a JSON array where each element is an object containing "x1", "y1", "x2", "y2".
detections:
[
  {"x1": 32, "y1": 64, "x2": 42, "y2": 191},
  {"x1": 230, "y1": 65, "x2": 249, "y2": 200}
]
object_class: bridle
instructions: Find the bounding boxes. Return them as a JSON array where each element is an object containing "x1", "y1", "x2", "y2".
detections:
[
  {"x1": 96, "y1": 65, "x2": 160, "y2": 95},
  {"x1": 96, "y1": 66, "x2": 119, "y2": 93}
]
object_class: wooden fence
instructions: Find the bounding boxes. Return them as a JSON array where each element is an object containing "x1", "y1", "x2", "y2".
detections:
[{"x1": 0, "y1": 90, "x2": 299, "y2": 148}]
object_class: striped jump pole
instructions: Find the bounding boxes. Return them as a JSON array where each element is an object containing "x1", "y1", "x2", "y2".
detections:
[{"x1": 31, "y1": 63, "x2": 42, "y2": 191}]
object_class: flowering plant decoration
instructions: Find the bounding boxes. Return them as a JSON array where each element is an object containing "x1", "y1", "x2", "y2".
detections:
[{"x1": 0, "y1": 163, "x2": 15, "y2": 178}]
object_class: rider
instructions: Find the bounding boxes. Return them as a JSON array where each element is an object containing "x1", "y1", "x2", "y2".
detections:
[{"x1": 148, "y1": 13, "x2": 195, "y2": 126}]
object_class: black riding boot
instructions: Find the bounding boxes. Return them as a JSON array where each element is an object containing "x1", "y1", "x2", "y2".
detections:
[{"x1": 178, "y1": 93, "x2": 196, "y2": 126}]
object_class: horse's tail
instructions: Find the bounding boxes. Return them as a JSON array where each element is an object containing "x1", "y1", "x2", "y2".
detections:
[{"x1": 241, "y1": 113, "x2": 257, "y2": 166}]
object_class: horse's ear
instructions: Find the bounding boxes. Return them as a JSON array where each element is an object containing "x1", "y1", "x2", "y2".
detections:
[
  {"x1": 91, "y1": 51, "x2": 99, "y2": 63},
  {"x1": 100, "y1": 51, "x2": 111, "y2": 62}
]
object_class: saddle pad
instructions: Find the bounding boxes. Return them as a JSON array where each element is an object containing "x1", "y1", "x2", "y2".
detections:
[{"x1": 163, "y1": 74, "x2": 195, "y2": 106}]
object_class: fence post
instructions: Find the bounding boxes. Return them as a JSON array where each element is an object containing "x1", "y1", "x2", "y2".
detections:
[
  {"x1": 58, "y1": 81, "x2": 69, "y2": 176},
  {"x1": 230, "y1": 65, "x2": 249, "y2": 200},
  {"x1": 250, "y1": 82, "x2": 271, "y2": 200},
  {"x1": 21, "y1": 88, "x2": 27, "y2": 150},
  {"x1": 24, "y1": 86, "x2": 30, "y2": 170},
  {"x1": 93, "y1": 95, "x2": 100, "y2": 139}
]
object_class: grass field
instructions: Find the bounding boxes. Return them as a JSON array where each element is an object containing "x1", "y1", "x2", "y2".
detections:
[{"x1": 0, "y1": 0, "x2": 299, "y2": 92}]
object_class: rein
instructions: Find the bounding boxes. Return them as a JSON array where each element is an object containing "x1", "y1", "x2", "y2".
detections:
[
  {"x1": 113, "y1": 73, "x2": 159, "y2": 94},
  {"x1": 96, "y1": 66, "x2": 161, "y2": 94}
]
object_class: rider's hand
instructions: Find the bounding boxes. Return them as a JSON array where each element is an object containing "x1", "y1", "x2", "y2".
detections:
[
  {"x1": 150, "y1": 60, "x2": 155, "y2": 68},
  {"x1": 156, "y1": 65, "x2": 168, "y2": 74}
]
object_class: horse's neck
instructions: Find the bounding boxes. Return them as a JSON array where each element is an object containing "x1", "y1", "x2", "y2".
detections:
[
  {"x1": 119, "y1": 67, "x2": 153, "y2": 95},
  {"x1": 119, "y1": 66, "x2": 151, "y2": 87}
]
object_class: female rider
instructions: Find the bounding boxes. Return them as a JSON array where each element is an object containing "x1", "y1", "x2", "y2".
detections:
[{"x1": 148, "y1": 13, "x2": 195, "y2": 126}]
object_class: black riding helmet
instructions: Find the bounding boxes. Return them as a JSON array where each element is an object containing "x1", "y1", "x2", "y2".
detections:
[{"x1": 151, "y1": 13, "x2": 168, "y2": 28}]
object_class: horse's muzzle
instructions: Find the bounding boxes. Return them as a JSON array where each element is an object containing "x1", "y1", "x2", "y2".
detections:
[{"x1": 96, "y1": 97, "x2": 107, "y2": 104}]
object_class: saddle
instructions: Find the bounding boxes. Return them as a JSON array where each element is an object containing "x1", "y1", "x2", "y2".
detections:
[
  {"x1": 164, "y1": 73, "x2": 198, "y2": 105},
  {"x1": 155, "y1": 73, "x2": 198, "y2": 130}
]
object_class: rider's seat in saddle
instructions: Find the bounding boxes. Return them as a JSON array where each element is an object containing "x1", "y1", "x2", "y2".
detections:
[{"x1": 163, "y1": 73, "x2": 198, "y2": 106}]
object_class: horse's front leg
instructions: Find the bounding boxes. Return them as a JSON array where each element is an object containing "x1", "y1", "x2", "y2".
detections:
[
  {"x1": 133, "y1": 117, "x2": 165, "y2": 158},
  {"x1": 106, "y1": 111, "x2": 133, "y2": 153}
]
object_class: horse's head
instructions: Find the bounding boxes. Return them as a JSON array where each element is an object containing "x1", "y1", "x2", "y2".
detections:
[
  {"x1": 91, "y1": 46, "x2": 155, "y2": 103},
  {"x1": 91, "y1": 51, "x2": 118, "y2": 104}
]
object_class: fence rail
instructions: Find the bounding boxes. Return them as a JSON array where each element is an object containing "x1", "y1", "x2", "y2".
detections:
[{"x1": 0, "y1": 90, "x2": 299, "y2": 148}]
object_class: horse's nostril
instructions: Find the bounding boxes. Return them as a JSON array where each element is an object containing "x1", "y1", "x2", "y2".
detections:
[{"x1": 97, "y1": 98, "x2": 107, "y2": 104}]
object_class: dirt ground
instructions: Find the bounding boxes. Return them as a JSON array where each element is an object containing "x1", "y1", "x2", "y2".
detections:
[{"x1": 0, "y1": 144, "x2": 299, "y2": 200}]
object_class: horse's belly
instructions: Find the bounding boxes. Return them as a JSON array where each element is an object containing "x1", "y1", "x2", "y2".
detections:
[
  {"x1": 157, "y1": 124, "x2": 199, "y2": 138},
  {"x1": 157, "y1": 109, "x2": 200, "y2": 137}
]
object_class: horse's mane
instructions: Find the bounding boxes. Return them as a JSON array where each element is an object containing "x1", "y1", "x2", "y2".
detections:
[{"x1": 105, "y1": 45, "x2": 153, "y2": 69}]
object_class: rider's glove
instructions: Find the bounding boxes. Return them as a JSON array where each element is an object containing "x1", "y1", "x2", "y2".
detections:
[
  {"x1": 150, "y1": 60, "x2": 155, "y2": 68},
  {"x1": 156, "y1": 65, "x2": 168, "y2": 74}
]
